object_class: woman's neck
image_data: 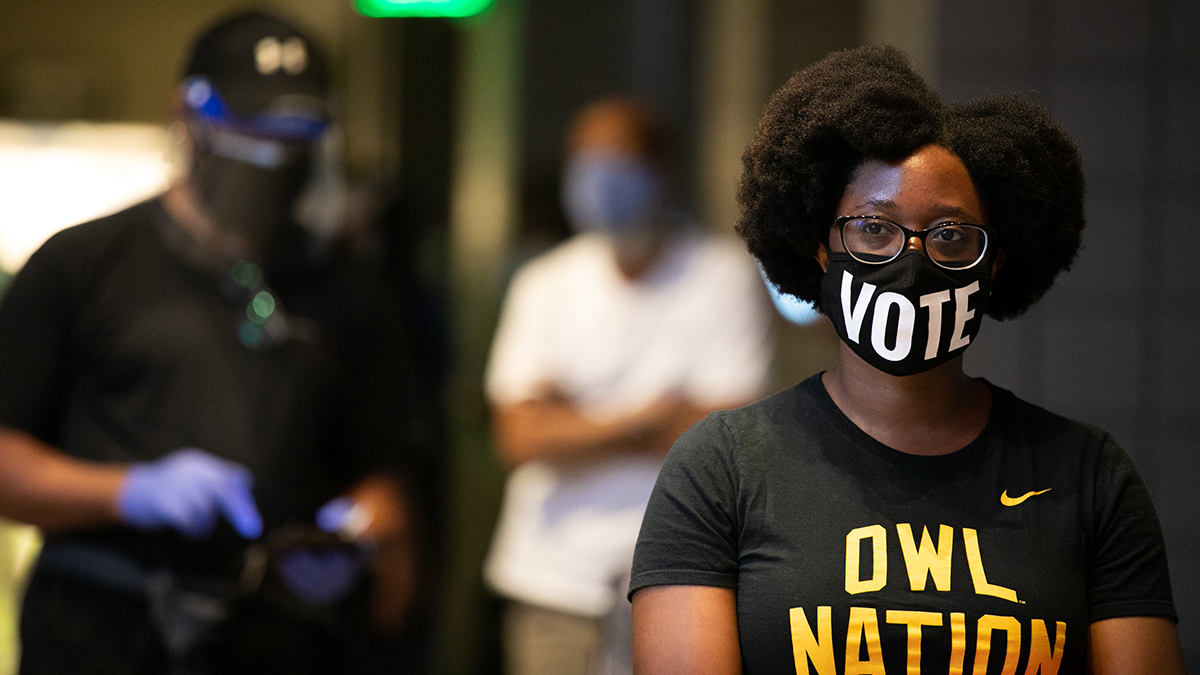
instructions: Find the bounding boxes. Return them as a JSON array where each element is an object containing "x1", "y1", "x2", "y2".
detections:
[{"x1": 821, "y1": 345, "x2": 992, "y2": 456}]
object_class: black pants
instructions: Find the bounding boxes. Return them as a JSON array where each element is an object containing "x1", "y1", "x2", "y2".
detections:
[
  {"x1": 19, "y1": 560, "x2": 428, "y2": 675},
  {"x1": 19, "y1": 567, "x2": 170, "y2": 675}
]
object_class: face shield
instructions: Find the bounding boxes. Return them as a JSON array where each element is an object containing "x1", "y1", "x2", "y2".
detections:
[{"x1": 181, "y1": 76, "x2": 329, "y2": 248}]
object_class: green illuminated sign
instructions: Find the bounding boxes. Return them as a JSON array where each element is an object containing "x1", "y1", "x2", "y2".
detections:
[{"x1": 355, "y1": 0, "x2": 494, "y2": 18}]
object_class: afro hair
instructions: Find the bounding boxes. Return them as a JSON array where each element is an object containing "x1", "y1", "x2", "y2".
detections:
[{"x1": 736, "y1": 44, "x2": 1085, "y2": 320}]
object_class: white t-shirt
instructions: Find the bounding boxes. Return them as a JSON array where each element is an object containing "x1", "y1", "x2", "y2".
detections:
[{"x1": 483, "y1": 229, "x2": 773, "y2": 616}]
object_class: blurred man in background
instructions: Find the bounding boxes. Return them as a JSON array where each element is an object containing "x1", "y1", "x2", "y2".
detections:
[
  {"x1": 483, "y1": 98, "x2": 774, "y2": 675},
  {"x1": 0, "y1": 11, "x2": 434, "y2": 674}
]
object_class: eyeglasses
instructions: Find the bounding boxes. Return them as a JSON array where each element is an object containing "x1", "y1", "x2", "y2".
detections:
[{"x1": 833, "y1": 216, "x2": 993, "y2": 270}]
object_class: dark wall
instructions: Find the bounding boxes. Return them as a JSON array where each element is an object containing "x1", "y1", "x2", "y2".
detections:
[
  {"x1": 941, "y1": 0, "x2": 1200, "y2": 663},
  {"x1": 521, "y1": 0, "x2": 695, "y2": 166},
  {"x1": 518, "y1": 0, "x2": 696, "y2": 247},
  {"x1": 766, "y1": 0, "x2": 862, "y2": 91}
]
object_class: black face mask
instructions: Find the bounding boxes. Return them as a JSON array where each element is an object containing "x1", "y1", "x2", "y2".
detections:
[
  {"x1": 189, "y1": 126, "x2": 314, "y2": 250},
  {"x1": 819, "y1": 250, "x2": 992, "y2": 376}
]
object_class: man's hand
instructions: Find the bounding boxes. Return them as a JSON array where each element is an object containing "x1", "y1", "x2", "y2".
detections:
[
  {"x1": 274, "y1": 541, "x2": 365, "y2": 606},
  {"x1": 321, "y1": 474, "x2": 421, "y2": 638},
  {"x1": 116, "y1": 448, "x2": 263, "y2": 539},
  {"x1": 267, "y1": 495, "x2": 373, "y2": 606}
]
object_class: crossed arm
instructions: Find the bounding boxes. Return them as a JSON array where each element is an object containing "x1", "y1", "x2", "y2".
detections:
[
  {"x1": 491, "y1": 392, "x2": 717, "y2": 467},
  {"x1": 630, "y1": 585, "x2": 1186, "y2": 675}
]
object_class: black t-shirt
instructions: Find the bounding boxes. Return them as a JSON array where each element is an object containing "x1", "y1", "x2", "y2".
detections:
[
  {"x1": 0, "y1": 198, "x2": 433, "y2": 573},
  {"x1": 631, "y1": 374, "x2": 1175, "y2": 675}
]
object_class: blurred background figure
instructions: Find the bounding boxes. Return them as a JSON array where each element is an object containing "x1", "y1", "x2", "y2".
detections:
[
  {"x1": 482, "y1": 97, "x2": 774, "y2": 675},
  {"x1": 0, "y1": 10, "x2": 435, "y2": 675}
]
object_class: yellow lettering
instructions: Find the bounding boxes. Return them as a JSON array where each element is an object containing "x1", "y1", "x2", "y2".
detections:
[
  {"x1": 844, "y1": 607, "x2": 885, "y2": 675},
  {"x1": 1024, "y1": 620, "x2": 1067, "y2": 675},
  {"x1": 790, "y1": 606, "x2": 836, "y2": 675},
  {"x1": 972, "y1": 615, "x2": 1022, "y2": 675},
  {"x1": 897, "y1": 523, "x2": 953, "y2": 592},
  {"x1": 949, "y1": 612, "x2": 967, "y2": 675},
  {"x1": 845, "y1": 525, "x2": 887, "y2": 594},
  {"x1": 963, "y1": 528, "x2": 1018, "y2": 602},
  {"x1": 886, "y1": 610, "x2": 942, "y2": 675}
]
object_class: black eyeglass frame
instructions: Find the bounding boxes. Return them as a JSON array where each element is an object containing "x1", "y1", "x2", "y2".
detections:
[{"x1": 832, "y1": 215, "x2": 997, "y2": 270}]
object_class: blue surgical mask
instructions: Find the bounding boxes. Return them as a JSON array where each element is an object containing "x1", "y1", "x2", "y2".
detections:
[{"x1": 561, "y1": 152, "x2": 664, "y2": 234}]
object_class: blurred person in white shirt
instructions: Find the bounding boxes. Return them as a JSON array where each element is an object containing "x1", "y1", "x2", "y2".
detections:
[{"x1": 483, "y1": 97, "x2": 774, "y2": 675}]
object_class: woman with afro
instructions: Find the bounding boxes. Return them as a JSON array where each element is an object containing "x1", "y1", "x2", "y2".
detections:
[{"x1": 628, "y1": 45, "x2": 1183, "y2": 674}]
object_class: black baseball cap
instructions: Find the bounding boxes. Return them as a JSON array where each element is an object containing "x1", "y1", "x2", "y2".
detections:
[{"x1": 181, "y1": 10, "x2": 329, "y2": 140}]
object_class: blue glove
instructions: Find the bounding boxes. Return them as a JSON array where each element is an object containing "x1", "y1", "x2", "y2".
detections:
[
  {"x1": 272, "y1": 496, "x2": 370, "y2": 604},
  {"x1": 315, "y1": 496, "x2": 373, "y2": 540},
  {"x1": 116, "y1": 448, "x2": 263, "y2": 540},
  {"x1": 274, "y1": 545, "x2": 364, "y2": 605}
]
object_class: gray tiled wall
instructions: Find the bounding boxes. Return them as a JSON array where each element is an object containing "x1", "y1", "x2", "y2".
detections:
[{"x1": 943, "y1": 0, "x2": 1200, "y2": 664}]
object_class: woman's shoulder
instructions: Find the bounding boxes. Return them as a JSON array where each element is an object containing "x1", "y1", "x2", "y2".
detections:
[
  {"x1": 670, "y1": 375, "x2": 828, "y2": 463},
  {"x1": 693, "y1": 373, "x2": 816, "y2": 424},
  {"x1": 983, "y1": 381, "x2": 1135, "y2": 487}
]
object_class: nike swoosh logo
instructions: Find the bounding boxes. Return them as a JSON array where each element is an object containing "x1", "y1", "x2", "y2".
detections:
[{"x1": 1001, "y1": 488, "x2": 1052, "y2": 506}]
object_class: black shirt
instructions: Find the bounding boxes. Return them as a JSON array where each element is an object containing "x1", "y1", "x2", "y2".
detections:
[
  {"x1": 0, "y1": 198, "x2": 432, "y2": 574},
  {"x1": 631, "y1": 374, "x2": 1175, "y2": 674}
]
